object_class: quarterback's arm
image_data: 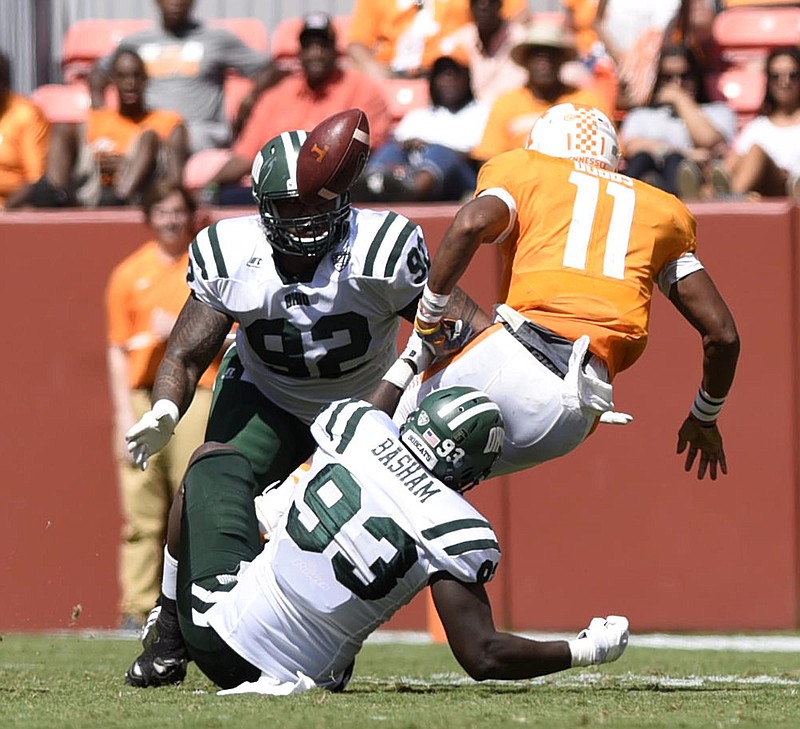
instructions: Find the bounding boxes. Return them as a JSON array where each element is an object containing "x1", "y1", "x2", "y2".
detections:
[
  {"x1": 151, "y1": 294, "x2": 234, "y2": 415},
  {"x1": 669, "y1": 269, "x2": 740, "y2": 479},
  {"x1": 424, "y1": 196, "x2": 510, "y2": 297},
  {"x1": 430, "y1": 575, "x2": 571, "y2": 680}
]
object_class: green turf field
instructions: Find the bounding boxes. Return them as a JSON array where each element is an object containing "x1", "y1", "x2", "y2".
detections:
[{"x1": 2, "y1": 632, "x2": 800, "y2": 729}]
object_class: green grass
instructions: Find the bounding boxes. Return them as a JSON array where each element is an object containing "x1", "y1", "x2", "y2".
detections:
[{"x1": 2, "y1": 633, "x2": 800, "y2": 729}]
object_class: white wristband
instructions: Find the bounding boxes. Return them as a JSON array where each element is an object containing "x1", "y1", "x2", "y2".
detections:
[
  {"x1": 690, "y1": 388, "x2": 725, "y2": 423},
  {"x1": 152, "y1": 398, "x2": 180, "y2": 428},
  {"x1": 417, "y1": 285, "x2": 451, "y2": 326},
  {"x1": 382, "y1": 359, "x2": 416, "y2": 390}
]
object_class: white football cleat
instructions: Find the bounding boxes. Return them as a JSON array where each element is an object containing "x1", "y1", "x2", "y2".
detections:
[{"x1": 577, "y1": 615, "x2": 630, "y2": 664}]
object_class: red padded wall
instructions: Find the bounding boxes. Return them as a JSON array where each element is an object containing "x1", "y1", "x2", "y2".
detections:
[{"x1": 1, "y1": 201, "x2": 798, "y2": 632}]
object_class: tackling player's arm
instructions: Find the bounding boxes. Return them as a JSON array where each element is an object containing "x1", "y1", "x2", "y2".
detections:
[
  {"x1": 151, "y1": 294, "x2": 233, "y2": 413},
  {"x1": 669, "y1": 269, "x2": 740, "y2": 480},
  {"x1": 430, "y1": 574, "x2": 572, "y2": 680}
]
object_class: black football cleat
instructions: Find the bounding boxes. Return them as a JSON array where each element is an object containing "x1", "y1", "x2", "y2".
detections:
[{"x1": 124, "y1": 599, "x2": 189, "y2": 688}]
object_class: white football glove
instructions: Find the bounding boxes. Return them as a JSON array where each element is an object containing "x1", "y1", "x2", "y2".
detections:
[
  {"x1": 400, "y1": 329, "x2": 434, "y2": 374},
  {"x1": 125, "y1": 399, "x2": 180, "y2": 470},
  {"x1": 383, "y1": 330, "x2": 434, "y2": 390}
]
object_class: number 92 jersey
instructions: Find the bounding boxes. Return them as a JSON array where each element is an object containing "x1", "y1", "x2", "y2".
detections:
[
  {"x1": 205, "y1": 399, "x2": 500, "y2": 689},
  {"x1": 479, "y1": 149, "x2": 703, "y2": 378},
  {"x1": 187, "y1": 208, "x2": 429, "y2": 423}
]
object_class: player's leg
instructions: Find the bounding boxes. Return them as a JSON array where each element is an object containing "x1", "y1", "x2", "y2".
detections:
[
  {"x1": 175, "y1": 444, "x2": 263, "y2": 689},
  {"x1": 396, "y1": 325, "x2": 596, "y2": 475},
  {"x1": 125, "y1": 443, "x2": 262, "y2": 689}
]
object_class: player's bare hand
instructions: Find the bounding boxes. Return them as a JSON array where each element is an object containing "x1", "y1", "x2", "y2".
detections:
[{"x1": 676, "y1": 416, "x2": 727, "y2": 480}]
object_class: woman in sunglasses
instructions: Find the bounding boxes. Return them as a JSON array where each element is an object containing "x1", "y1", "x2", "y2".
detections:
[
  {"x1": 618, "y1": 42, "x2": 737, "y2": 199},
  {"x1": 713, "y1": 46, "x2": 800, "y2": 199}
]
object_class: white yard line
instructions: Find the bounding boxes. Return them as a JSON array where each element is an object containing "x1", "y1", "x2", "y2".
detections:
[{"x1": 364, "y1": 631, "x2": 800, "y2": 653}]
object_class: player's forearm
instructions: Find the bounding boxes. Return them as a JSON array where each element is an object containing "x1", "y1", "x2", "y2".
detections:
[
  {"x1": 462, "y1": 633, "x2": 572, "y2": 681},
  {"x1": 150, "y1": 353, "x2": 202, "y2": 417},
  {"x1": 700, "y1": 329, "x2": 739, "y2": 400}
]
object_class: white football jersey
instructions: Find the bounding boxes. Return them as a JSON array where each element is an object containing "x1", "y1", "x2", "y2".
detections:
[
  {"x1": 187, "y1": 208, "x2": 429, "y2": 423},
  {"x1": 204, "y1": 398, "x2": 501, "y2": 689}
]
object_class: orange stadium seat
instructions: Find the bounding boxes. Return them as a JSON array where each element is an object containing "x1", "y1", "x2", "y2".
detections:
[
  {"x1": 61, "y1": 18, "x2": 151, "y2": 82},
  {"x1": 712, "y1": 6, "x2": 800, "y2": 68},
  {"x1": 707, "y1": 67, "x2": 766, "y2": 118},
  {"x1": 209, "y1": 18, "x2": 270, "y2": 54},
  {"x1": 382, "y1": 77, "x2": 430, "y2": 124},
  {"x1": 270, "y1": 16, "x2": 351, "y2": 70},
  {"x1": 30, "y1": 83, "x2": 91, "y2": 123}
]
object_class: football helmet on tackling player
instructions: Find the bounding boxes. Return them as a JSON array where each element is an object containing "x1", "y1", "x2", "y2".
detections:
[
  {"x1": 251, "y1": 130, "x2": 351, "y2": 257},
  {"x1": 525, "y1": 103, "x2": 621, "y2": 172},
  {"x1": 400, "y1": 386, "x2": 505, "y2": 492}
]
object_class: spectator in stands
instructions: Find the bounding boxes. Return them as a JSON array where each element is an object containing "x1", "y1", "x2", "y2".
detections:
[
  {"x1": 712, "y1": 46, "x2": 800, "y2": 199},
  {"x1": 30, "y1": 48, "x2": 187, "y2": 208},
  {"x1": 0, "y1": 51, "x2": 50, "y2": 210},
  {"x1": 347, "y1": 0, "x2": 529, "y2": 80},
  {"x1": 619, "y1": 43, "x2": 737, "y2": 200},
  {"x1": 105, "y1": 181, "x2": 223, "y2": 630},
  {"x1": 592, "y1": 0, "x2": 684, "y2": 109},
  {"x1": 472, "y1": 23, "x2": 608, "y2": 161},
  {"x1": 200, "y1": 12, "x2": 392, "y2": 205},
  {"x1": 353, "y1": 55, "x2": 487, "y2": 202},
  {"x1": 88, "y1": 0, "x2": 280, "y2": 154},
  {"x1": 437, "y1": 0, "x2": 528, "y2": 106},
  {"x1": 561, "y1": 0, "x2": 619, "y2": 115}
]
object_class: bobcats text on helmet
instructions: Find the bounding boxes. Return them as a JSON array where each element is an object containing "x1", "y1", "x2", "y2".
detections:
[
  {"x1": 400, "y1": 386, "x2": 505, "y2": 492},
  {"x1": 525, "y1": 103, "x2": 620, "y2": 172}
]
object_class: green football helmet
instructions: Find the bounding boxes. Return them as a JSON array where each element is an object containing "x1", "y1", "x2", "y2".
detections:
[
  {"x1": 250, "y1": 130, "x2": 351, "y2": 257},
  {"x1": 400, "y1": 386, "x2": 505, "y2": 492}
]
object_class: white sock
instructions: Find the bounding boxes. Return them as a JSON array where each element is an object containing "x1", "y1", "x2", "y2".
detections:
[
  {"x1": 161, "y1": 545, "x2": 178, "y2": 601},
  {"x1": 568, "y1": 637, "x2": 595, "y2": 667}
]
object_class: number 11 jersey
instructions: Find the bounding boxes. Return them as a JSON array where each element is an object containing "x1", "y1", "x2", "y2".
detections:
[{"x1": 478, "y1": 149, "x2": 703, "y2": 378}]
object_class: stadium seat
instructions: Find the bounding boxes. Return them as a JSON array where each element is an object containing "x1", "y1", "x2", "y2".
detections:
[
  {"x1": 209, "y1": 18, "x2": 269, "y2": 54},
  {"x1": 712, "y1": 7, "x2": 800, "y2": 67},
  {"x1": 270, "y1": 16, "x2": 351, "y2": 70},
  {"x1": 62, "y1": 18, "x2": 151, "y2": 82},
  {"x1": 707, "y1": 67, "x2": 766, "y2": 116},
  {"x1": 183, "y1": 148, "x2": 236, "y2": 191},
  {"x1": 30, "y1": 83, "x2": 91, "y2": 123},
  {"x1": 381, "y1": 77, "x2": 430, "y2": 124}
]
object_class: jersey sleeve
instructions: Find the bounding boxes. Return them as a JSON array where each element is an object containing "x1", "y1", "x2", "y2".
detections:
[
  {"x1": 311, "y1": 398, "x2": 382, "y2": 455},
  {"x1": 356, "y1": 211, "x2": 429, "y2": 313},
  {"x1": 654, "y1": 200, "x2": 703, "y2": 296},
  {"x1": 186, "y1": 221, "x2": 235, "y2": 315},
  {"x1": 422, "y1": 517, "x2": 501, "y2": 585}
]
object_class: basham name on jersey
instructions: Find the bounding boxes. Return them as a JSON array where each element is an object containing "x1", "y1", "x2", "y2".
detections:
[{"x1": 370, "y1": 437, "x2": 441, "y2": 503}]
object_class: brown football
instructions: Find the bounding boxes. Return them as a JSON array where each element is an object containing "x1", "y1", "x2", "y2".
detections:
[{"x1": 297, "y1": 108, "x2": 371, "y2": 205}]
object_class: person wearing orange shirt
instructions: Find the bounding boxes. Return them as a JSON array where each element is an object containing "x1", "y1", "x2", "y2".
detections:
[
  {"x1": 32, "y1": 48, "x2": 187, "y2": 208},
  {"x1": 397, "y1": 103, "x2": 739, "y2": 481},
  {"x1": 347, "y1": 0, "x2": 529, "y2": 80},
  {"x1": 106, "y1": 181, "x2": 225, "y2": 629},
  {"x1": 0, "y1": 52, "x2": 50, "y2": 209},
  {"x1": 204, "y1": 13, "x2": 392, "y2": 204},
  {"x1": 472, "y1": 23, "x2": 610, "y2": 161}
]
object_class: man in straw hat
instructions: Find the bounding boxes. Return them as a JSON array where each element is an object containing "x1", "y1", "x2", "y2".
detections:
[{"x1": 473, "y1": 22, "x2": 610, "y2": 160}]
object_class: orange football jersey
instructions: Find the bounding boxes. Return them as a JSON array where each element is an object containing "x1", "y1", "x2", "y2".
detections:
[{"x1": 477, "y1": 149, "x2": 697, "y2": 378}]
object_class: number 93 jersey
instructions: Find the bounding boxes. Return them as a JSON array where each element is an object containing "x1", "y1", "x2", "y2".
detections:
[
  {"x1": 478, "y1": 149, "x2": 703, "y2": 378},
  {"x1": 205, "y1": 399, "x2": 500, "y2": 689},
  {"x1": 187, "y1": 208, "x2": 430, "y2": 423}
]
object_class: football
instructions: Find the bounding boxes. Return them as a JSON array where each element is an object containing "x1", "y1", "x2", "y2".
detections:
[{"x1": 297, "y1": 108, "x2": 371, "y2": 205}]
